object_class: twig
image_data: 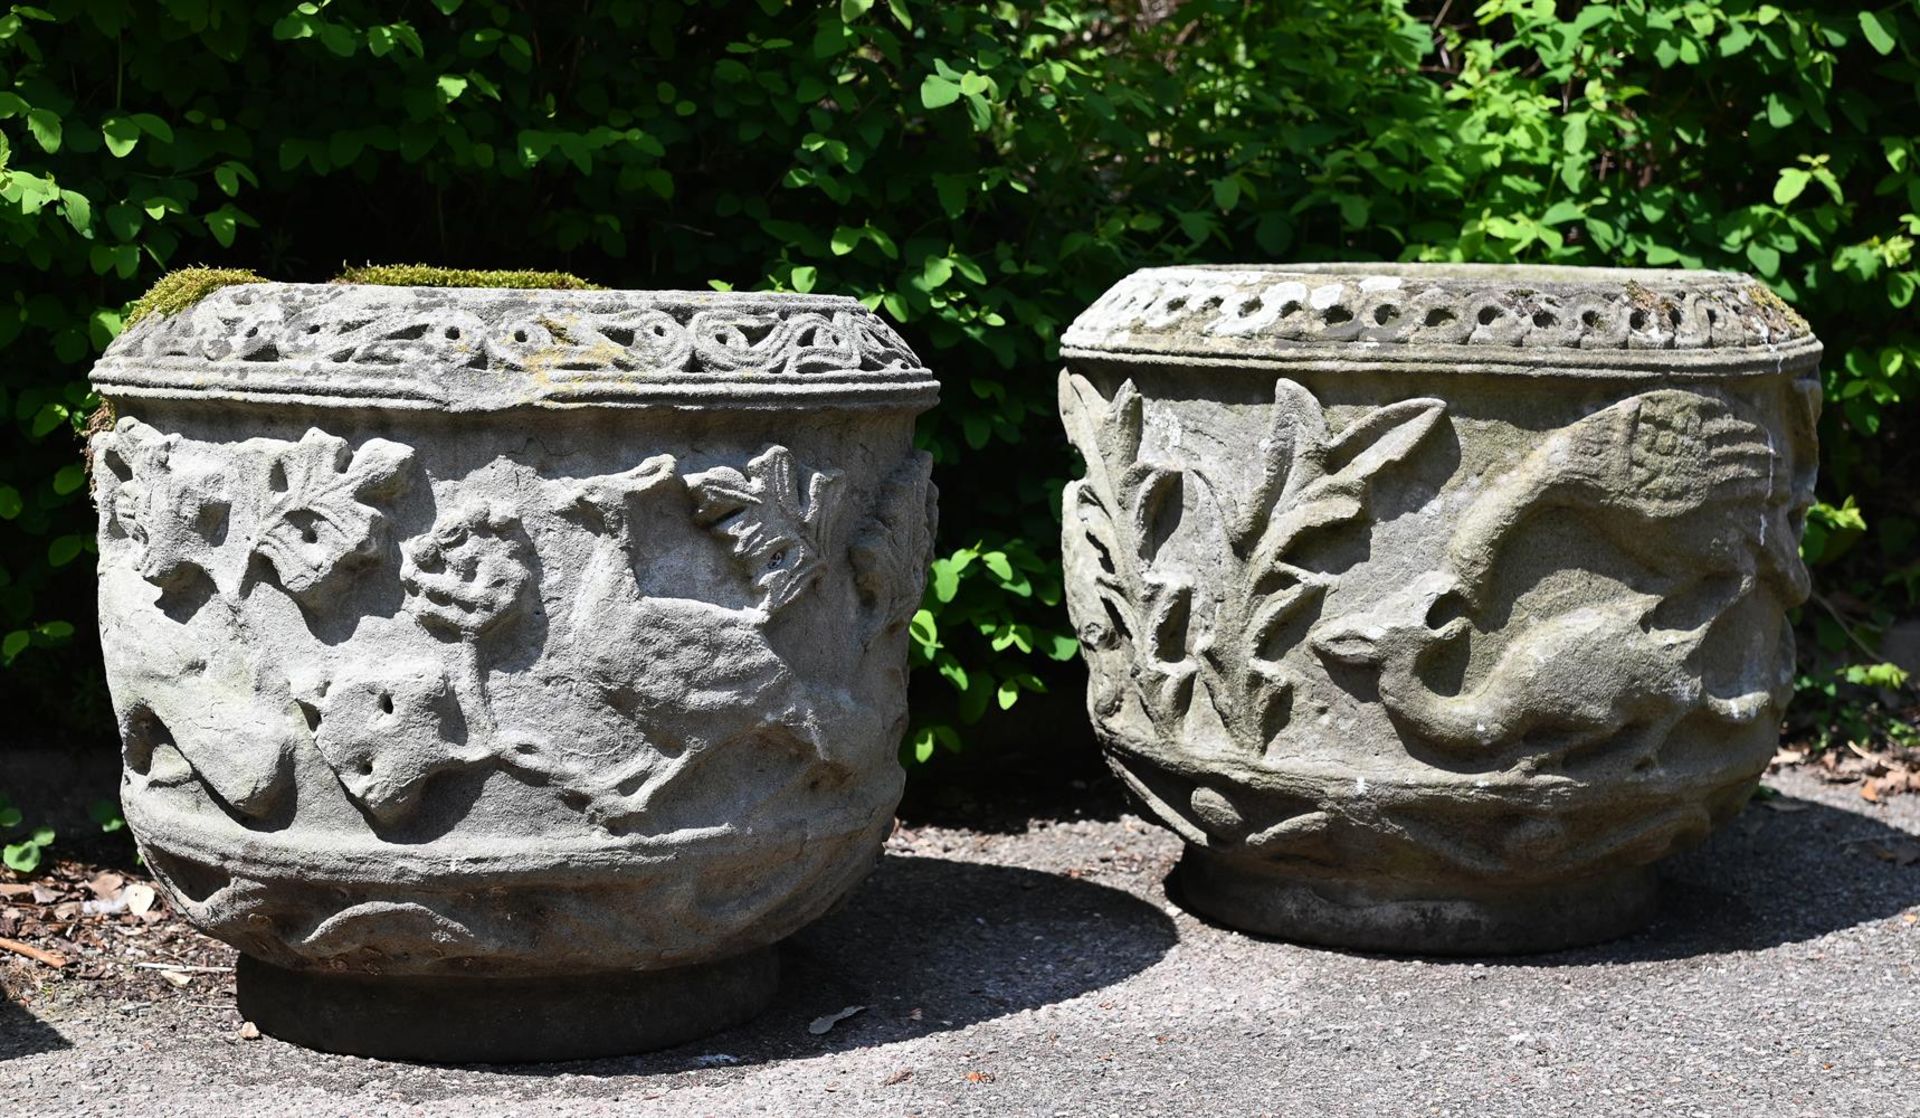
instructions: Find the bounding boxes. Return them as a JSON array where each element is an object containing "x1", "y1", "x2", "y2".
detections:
[
  {"x1": 130, "y1": 962, "x2": 234, "y2": 973},
  {"x1": 0, "y1": 936, "x2": 69, "y2": 968},
  {"x1": 1812, "y1": 590, "x2": 1896, "y2": 667}
]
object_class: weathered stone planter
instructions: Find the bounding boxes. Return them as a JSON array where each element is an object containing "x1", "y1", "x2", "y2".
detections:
[
  {"x1": 89, "y1": 282, "x2": 937, "y2": 1059},
  {"x1": 1059, "y1": 264, "x2": 1819, "y2": 954}
]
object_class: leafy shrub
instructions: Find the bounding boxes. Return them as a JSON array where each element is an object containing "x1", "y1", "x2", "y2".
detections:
[{"x1": 1, "y1": 0, "x2": 1912, "y2": 770}]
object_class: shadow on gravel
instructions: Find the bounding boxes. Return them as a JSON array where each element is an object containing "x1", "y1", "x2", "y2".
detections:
[
  {"x1": 0, "y1": 996, "x2": 72, "y2": 1061},
  {"x1": 1601, "y1": 794, "x2": 1920, "y2": 963},
  {"x1": 1322, "y1": 794, "x2": 1920, "y2": 969},
  {"x1": 480, "y1": 853, "x2": 1177, "y2": 1076}
]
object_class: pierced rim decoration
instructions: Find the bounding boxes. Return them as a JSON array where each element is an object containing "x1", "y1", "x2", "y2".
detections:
[
  {"x1": 1063, "y1": 264, "x2": 1821, "y2": 377},
  {"x1": 92, "y1": 283, "x2": 937, "y2": 412}
]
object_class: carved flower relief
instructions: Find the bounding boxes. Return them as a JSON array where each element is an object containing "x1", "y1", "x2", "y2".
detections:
[{"x1": 399, "y1": 500, "x2": 534, "y2": 639}]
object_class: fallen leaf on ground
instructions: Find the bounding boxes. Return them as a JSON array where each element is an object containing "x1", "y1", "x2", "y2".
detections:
[
  {"x1": 881, "y1": 1068, "x2": 913, "y2": 1086},
  {"x1": 238, "y1": 1021, "x2": 260, "y2": 1040},
  {"x1": 159, "y1": 970, "x2": 190, "y2": 988},
  {"x1": 123, "y1": 883, "x2": 156, "y2": 917},
  {"x1": 965, "y1": 1071, "x2": 995, "y2": 1084},
  {"x1": 86, "y1": 873, "x2": 125, "y2": 900},
  {"x1": 808, "y1": 1004, "x2": 866, "y2": 1036}
]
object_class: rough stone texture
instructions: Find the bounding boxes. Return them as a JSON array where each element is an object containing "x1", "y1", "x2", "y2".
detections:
[
  {"x1": 86, "y1": 283, "x2": 938, "y2": 1057},
  {"x1": 1059, "y1": 263, "x2": 1821, "y2": 953},
  {"x1": 5, "y1": 767, "x2": 1917, "y2": 1117}
]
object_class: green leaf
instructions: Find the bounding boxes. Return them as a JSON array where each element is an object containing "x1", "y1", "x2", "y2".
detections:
[
  {"x1": 51, "y1": 464, "x2": 85, "y2": 495},
  {"x1": 437, "y1": 73, "x2": 469, "y2": 101},
  {"x1": 840, "y1": 0, "x2": 874, "y2": 20},
  {"x1": 1859, "y1": 11, "x2": 1898, "y2": 56},
  {"x1": 1, "y1": 630, "x2": 27, "y2": 660},
  {"x1": 921, "y1": 74, "x2": 960, "y2": 110},
  {"x1": 102, "y1": 116, "x2": 140, "y2": 157},
  {"x1": 790, "y1": 265, "x2": 817, "y2": 293},
  {"x1": 59, "y1": 190, "x2": 91, "y2": 234},
  {"x1": 3, "y1": 841, "x2": 44, "y2": 873},
  {"x1": 1746, "y1": 242, "x2": 1782, "y2": 277},
  {"x1": 129, "y1": 113, "x2": 172, "y2": 142},
  {"x1": 88, "y1": 800, "x2": 125, "y2": 833},
  {"x1": 1774, "y1": 168, "x2": 1811, "y2": 205},
  {"x1": 47, "y1": 535, "x2": 86, "y2": 567},
  {"x1": 996, "y1": 678, "x2": 1020, "y2": 710},
  {"x1": 25, "y1": 107, "x2": 60, "y2": 153},
  {"x1": 0, "y1": 487, "x2": 20, "y2": 519},
  {"x1": 1045, "y1": 633, "x2": 1079, "y2": 661}
]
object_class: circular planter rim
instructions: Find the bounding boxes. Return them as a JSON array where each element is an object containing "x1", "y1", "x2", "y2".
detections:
[
  {"x1": 1121, "y1": 261, "x2": 1755, "y2": 286},
  {"x1": 92, "y1": 281, "x2": 937, "y2": 412},
  {"x1": 1063, "y1": 262, "x2": 1819, "y2": 376}
]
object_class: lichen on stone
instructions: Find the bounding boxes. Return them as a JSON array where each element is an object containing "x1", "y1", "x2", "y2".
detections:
[
  {"x1": 334, "y1": 264, "x2": 601, "y2": 291},
  {"x1": 127, "y1": 267, "x2": 268, "y2": 325}
]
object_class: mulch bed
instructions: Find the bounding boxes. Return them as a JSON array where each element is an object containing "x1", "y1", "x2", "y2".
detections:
[{"x1": 0, "y1": 855, "x2": 236, "y2": 1015}]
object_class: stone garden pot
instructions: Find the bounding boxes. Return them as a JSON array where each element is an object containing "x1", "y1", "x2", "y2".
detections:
[
  {"x1": 1058, "y1": 264, "x2": 1819, "y2": 954},
  {"x1": 89, "y1": 281, "x2": 937, "y2": 1060}
]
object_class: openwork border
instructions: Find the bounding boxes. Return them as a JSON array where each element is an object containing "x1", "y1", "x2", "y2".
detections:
[{"x1": 1064, "y1": 267, "x2": 1816, "y2": 357}]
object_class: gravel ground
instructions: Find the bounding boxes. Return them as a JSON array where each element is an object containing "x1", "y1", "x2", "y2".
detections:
[{"x1": 3, "y1": 765, "x2": 1917, "y2": 1118}]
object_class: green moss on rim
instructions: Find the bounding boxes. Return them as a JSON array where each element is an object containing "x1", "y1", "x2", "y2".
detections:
[
  {"x1": 333, "y1": 264, "x2": 601, "y2": 290},
  {"x1": 127, "y1": 267, "x2": 268, "y2": 325}
]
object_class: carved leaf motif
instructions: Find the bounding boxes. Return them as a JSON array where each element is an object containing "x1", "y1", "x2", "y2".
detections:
[
  {"x1": 97, "y1": 418, "x2": 230, "y2": 591},
  {"x1": 850, "y1": 451, "x2": 937, "y2": 639},
  {"x1": 687, "y1": 445, "x2": 842, "y2": 614},
  {"x1": 253, "y1": 430, "x2": 412, "y2": 603},
  {"x1": 1060, "y1": 368, "x2": 1449, "y2": 755}
]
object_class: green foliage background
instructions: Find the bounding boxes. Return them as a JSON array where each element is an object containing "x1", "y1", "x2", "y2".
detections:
[{"x1": 1, "y1": 0, "x2": 1914, "y2": 796}]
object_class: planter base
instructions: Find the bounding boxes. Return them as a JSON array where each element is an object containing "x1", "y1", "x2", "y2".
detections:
[
  {"x1": 1171, "y1": 848, "x2": 1657, "y2": 956},
  {"x1": 236, "y1": 948, "x2": 779, "y2": 1063}
]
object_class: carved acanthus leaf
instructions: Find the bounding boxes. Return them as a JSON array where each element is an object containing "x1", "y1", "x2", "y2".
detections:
[
  {"x1": 1061, "y1": 369, "x2": 1448, "y2": 752},
  {"x1": 687, "y1": 445, "x2": 842, "y2": 614}
]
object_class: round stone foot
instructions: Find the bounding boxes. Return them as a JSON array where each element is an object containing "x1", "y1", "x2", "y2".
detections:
[
  {"x1": 236, "y1": 948, "x2": 779, "y2": 1063},
  {"x1": 1171, "y1": 847, "x2": 1658, "y2": 956}
]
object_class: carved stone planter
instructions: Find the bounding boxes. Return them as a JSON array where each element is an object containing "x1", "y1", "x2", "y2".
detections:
[
  {"x1": 1059, "y1": 264, "x2": 1819, "y2": 954},
  {"x1": 90, "y1": 282, "x2": 937, "y2": 1059}
]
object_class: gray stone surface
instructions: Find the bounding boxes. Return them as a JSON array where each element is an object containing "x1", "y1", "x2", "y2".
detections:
[
  {"x1": 85, "y1": 283, "x2": 938, "y2": 1056},
  {"x1": 1059, "y1": 264, "x2": 1822, "y2": 952},
  {"x1": 4, "y1": 767, "x2": 1917, "y2": 1116}
]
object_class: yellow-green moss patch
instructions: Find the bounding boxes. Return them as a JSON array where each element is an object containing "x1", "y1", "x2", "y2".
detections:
[
  {"x1": 127, "y1": 267, "x2": 269, "y2": 325},
  {"x1": 333, "y1": 264, "x2": 601, "y2": 290}
]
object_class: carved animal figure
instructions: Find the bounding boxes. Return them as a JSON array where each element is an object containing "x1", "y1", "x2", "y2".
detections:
[
  {"x1": 549, "y1": 454, "x2": 866, "y2": 828},
  {"x1": 292, "y1": 659, "x2": 485, "y2": 825},
  {"x1": 1448, "y1": 389, "x2": 1804, "y2": 606},
  {"x1": 1312, "y1": 571, "x2": 1773, "y2": 765}
]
